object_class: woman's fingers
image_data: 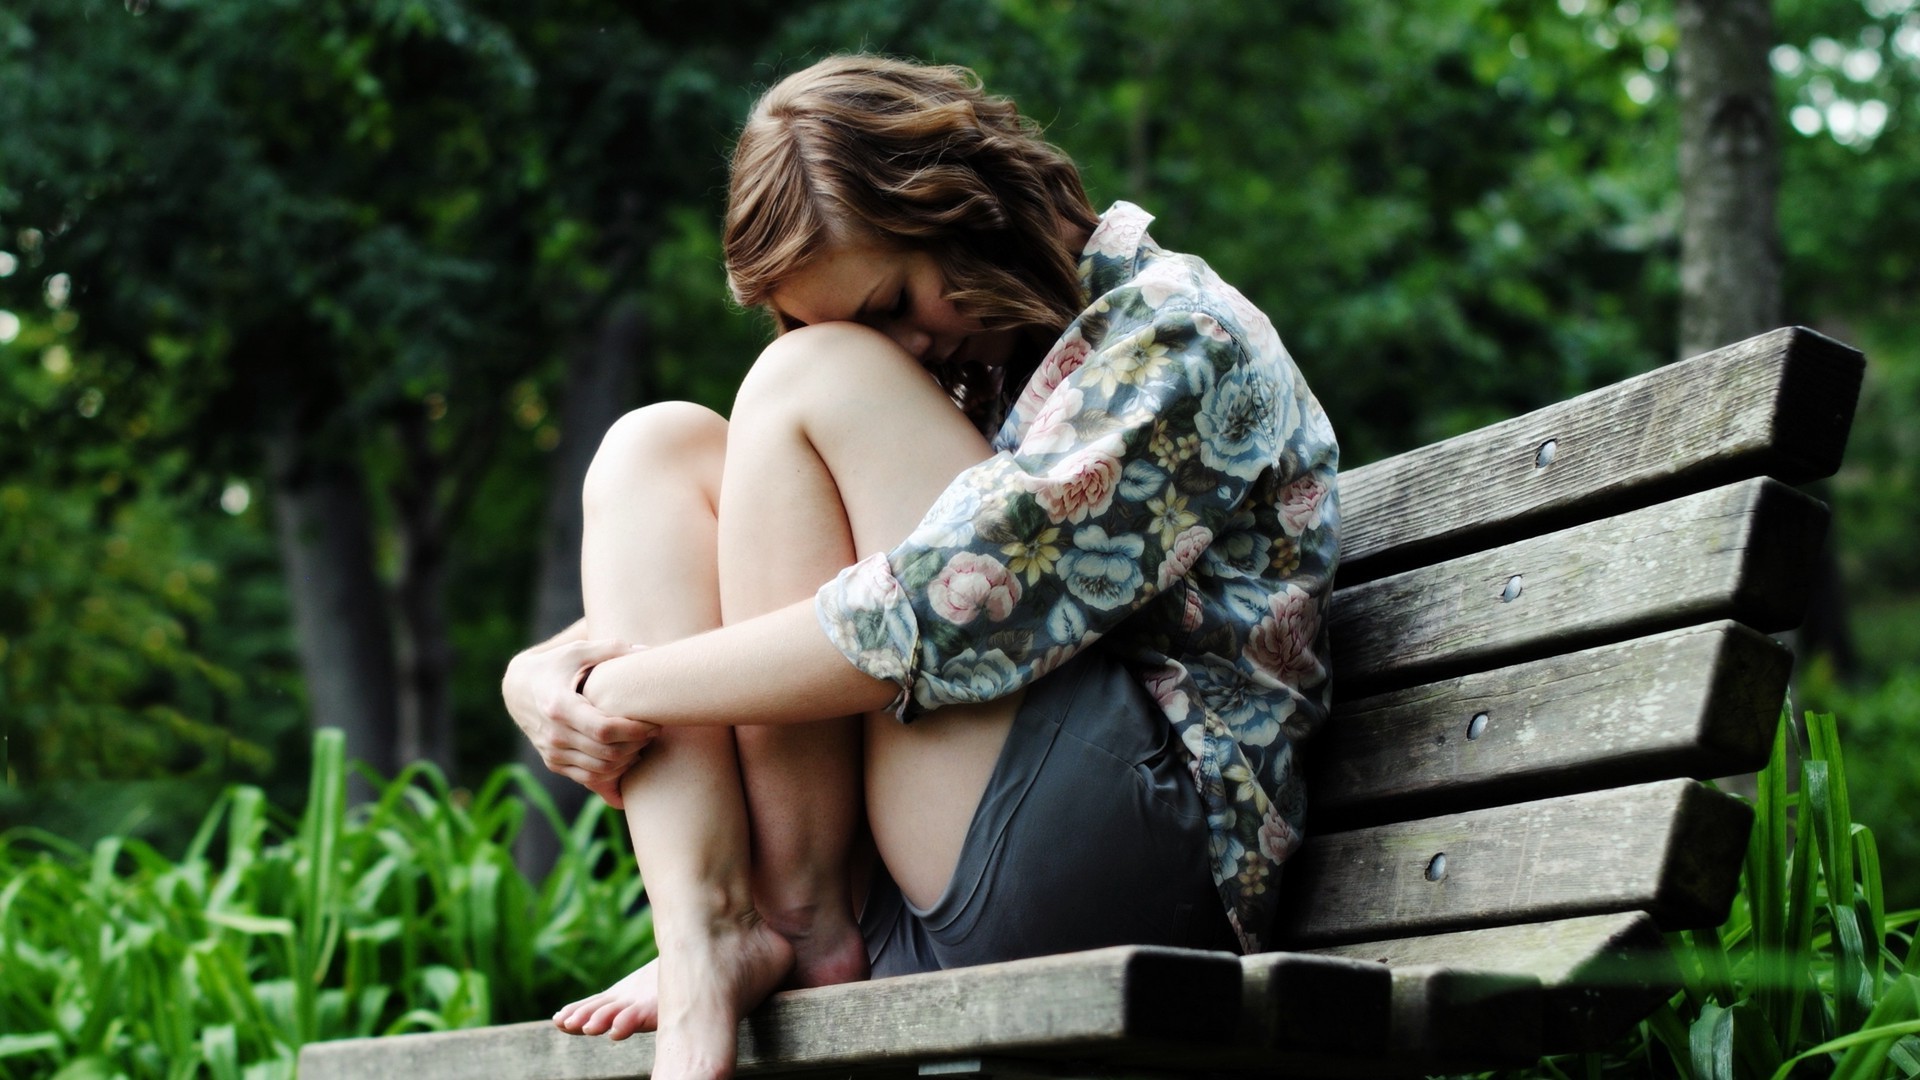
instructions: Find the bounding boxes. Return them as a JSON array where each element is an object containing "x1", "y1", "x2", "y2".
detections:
[
  {"x1": 562, "y1": 637, "x2": 644, "y2": 668},
  {"x1": 548, "y1": 695, "x2": 658, "y2": 752},
  {"x1": 504, "y1": 635, "x2": 657, "y2": 806}
]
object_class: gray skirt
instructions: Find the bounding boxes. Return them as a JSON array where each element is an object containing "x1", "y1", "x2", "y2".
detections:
[{"x1": 860, "y1": 646, "x2": 1239, "y2": 977}]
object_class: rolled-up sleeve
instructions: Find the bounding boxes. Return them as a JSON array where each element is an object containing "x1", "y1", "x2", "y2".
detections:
[{"x1": 815, "y1": 305, "x2": 1294, "y2": 720}]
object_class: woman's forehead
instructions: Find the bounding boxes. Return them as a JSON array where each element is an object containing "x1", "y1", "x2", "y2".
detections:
[{"x1": 770, "y1": 244, "x2": 911, "y2": 327}]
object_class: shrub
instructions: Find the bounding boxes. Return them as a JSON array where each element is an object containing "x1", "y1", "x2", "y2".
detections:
[
  {"x1": 1457, "y1": 712, "x2": 1920, "y2": 1080},
  {"x1": 0, "y1": 729, "x2": 656, "y2": 1079}
]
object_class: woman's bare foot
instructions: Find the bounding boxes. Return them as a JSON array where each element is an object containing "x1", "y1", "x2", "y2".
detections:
[
  {"x1": 554, "y1": 907, "x2": 868, "y2": 1042},
  {"x1": 765, "y1": 910, "x2": 869, "y2": 990},
  {"x1": 650, "y1": 914, "x2": 795, "y2": 1080},
  {"x1": 553, "y1": 958, "x2": 659, "y2": 1036}
]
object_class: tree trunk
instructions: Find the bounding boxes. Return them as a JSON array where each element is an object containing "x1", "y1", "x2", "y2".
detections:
[
  {"x1": 392, "y1": 406, "x2": 456, "y2": 775},
  {"x1": 1676, "y1": 0, "x2": 1782, "y2": 360},
  {"x1": 517, "y1": 299, "x2": 646, "y2": 874},
  {"x1": 530, "y1": 301, "x2": 647, "y2": 640},
  {"x1": 267, "y1": 422, "x2": 400, "y2": 796}
]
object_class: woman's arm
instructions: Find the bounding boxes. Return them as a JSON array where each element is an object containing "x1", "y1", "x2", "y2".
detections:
[
  {"x1": 501, "y1": 618, "x2": 661, "y2": 806},
  {"x1": 580, "y1": 599, "x2": 898, "y2": 726}
]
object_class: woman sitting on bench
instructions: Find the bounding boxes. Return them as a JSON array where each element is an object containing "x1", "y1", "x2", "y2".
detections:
[{"x1": 501, "y1": 54, "x2": 1340, "y2": 1080}]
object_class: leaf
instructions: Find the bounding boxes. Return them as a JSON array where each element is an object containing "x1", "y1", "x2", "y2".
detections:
[
  {"x1": 47, "y1": 1057, "x2": 119, "y2": 1080},
  {"x1": 202, "y1": 1023, "x2": 241, "y2": 1080},
  {"x1": 207, "y1": 911, "x2": 297, "y2": 937},
  {"x1": 0, "y1": 1032, "x2": 62, "y2": 1058},
  {"x1": 1691, "y1": 1002, "x2": 1735, "y2": 1080}
]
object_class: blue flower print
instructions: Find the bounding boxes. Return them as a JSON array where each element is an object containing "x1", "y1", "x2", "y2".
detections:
[
  {"x1": 920, "y1": 647, "x2": 1021, "y2": 707},
  {"x1": 1060, "y1": 525, "x2": 1147, "y2": 610},
  {"x1": 1195, "y1": 365, "x2": 1282, "y2": 481},
  {"x1": 1119, "y1": 458, "x2": 1165, "y2": 501}
]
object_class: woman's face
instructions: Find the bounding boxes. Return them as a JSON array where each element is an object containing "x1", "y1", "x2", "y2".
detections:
[{"x1": 769, "y1": 244, "x2": 1016, "y2": 371}]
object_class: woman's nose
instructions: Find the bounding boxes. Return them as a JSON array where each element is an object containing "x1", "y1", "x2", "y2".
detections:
[{"x1": 892, "y1": 326, "x2": 933, "y2": 362}]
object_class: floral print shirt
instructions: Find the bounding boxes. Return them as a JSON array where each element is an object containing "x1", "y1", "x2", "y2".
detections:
[{"x1": 815, "y1": 202, "x2": 1339, "y2": 952}]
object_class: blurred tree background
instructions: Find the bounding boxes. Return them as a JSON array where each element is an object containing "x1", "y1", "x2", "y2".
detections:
[{"x1": 1, "y1": 0, "x2": 1915, "y2": 898}]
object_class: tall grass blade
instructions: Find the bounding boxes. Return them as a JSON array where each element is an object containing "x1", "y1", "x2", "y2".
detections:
[{"x1": 1753, "y1": 709, "x2": 1791, "y2": 1040}]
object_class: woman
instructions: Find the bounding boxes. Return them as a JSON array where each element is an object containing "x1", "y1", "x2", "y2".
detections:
[{"x1": 502, "y1": 55, "x2": 1338, "y2": 1080}]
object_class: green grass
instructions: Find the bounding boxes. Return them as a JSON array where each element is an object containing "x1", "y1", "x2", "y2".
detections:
[
  {"x1": 1459, "y1": 711, "x2": 1920, "y2": 1080},
  {"x1": 0, "y1": 729, "x2": 656, "y2": 1079},
  {"x1": 7, "y1": 710, "x2": 1916, "y2": 1078}
]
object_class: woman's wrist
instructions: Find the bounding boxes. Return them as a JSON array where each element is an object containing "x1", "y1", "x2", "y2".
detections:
[{"x1": 577, "y1": 600, "x2": 895, "y2": 728}]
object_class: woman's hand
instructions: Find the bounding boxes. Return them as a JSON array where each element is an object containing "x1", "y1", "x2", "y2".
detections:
[{"x1": 503, "y1": 636, "x2": 659, "y2": 808}]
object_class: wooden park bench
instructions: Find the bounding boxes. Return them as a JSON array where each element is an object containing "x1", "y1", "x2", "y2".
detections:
[{"x1": 301, "y1": 326, "x2": 1864, "y2": 1079}]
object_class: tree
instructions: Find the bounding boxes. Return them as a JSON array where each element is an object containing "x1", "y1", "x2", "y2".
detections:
[{"x1": 1676, "y1": 0, "x2": 1784, "y2": 359}]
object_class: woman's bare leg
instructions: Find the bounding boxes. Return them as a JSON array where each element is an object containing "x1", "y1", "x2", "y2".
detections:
[
  {"x1": 555, "y1": 325, "x2": 1031, "y2": 1079},
  {"x1": 720, "y1": 324, "x2": 1029, "y2": 919},
  {"x1": 550, "y1": 403, "x2": 792, "y2": 1079}
]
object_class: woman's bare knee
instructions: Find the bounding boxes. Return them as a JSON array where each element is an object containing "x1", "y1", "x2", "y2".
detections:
[
  {"x1": 725, "y1": 323, "x2": 990, "y2": 556},
  {"x1": 732, "y1": 323, "x2": 941, "y2": 426},
  {"x1": 584, "y1": 402, "x2": 727, "y2": 514}
]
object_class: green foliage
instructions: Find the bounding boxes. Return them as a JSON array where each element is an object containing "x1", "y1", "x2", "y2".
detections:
[
  {"x1": 1802, "y1": 663, "x2": 1920, "y2": 912},
  {"x1": 1, "y1": 0, "x2": 1916, "y2": 880},
  {"x1": 0, "y1": 729, "x2": 655, "y2": 1079},
  {"x1": 1453, "y1": 712, "x2": 1920, "y2": 1080}
]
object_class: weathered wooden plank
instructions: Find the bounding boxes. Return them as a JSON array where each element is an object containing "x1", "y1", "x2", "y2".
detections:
[
  {"x1": 1330, "y1": 477, "x2": 1826, "y2": 695},
  {"x1": 1311, "y1": 912, "x2": 1677, "y2": 1051},
  {"x1": 1311, "y1": 621, "x2": 1788, "y2": 828},
  {"x1": 1276, "y1": 779, "x2": 1751, "y2": 948},
  {"x1": 1381, "y1": 966, "x2": 1543, "y2": 1069},
  {"x1": 298, "y1": 946, "x2": 1247, "y2": 1080},
  {"x1": 1238, "y1": 952, "x2": 1392, "y2": 1056},
  {"x1": 1339, "y1": 326, "x2": 1862, "y2": 583}
]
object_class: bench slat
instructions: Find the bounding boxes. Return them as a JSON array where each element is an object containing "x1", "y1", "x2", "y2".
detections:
[
  {"x1": 1311, "y1": 912, "x2": 1677, "y2": 1052},
  {"x1": 1277, "y1": 779, "x2": 1751, "y2": 948},
  {"x1": 1330, "y1": 476, "x2": 1826, "y2": 695},
  {"x1": 1238, "y1": 952, "x2": 1392, "y2": 1056},
  {"x1": 297, "y1": 946, "x2": 1284, "y2": 1080},
  {"x1": 1311, "y1": 620, "x2": 1787, "y2": 828},
  {"x1": 1339, "y1": 326, "x2": 1861, "y2": 583},
  {"x1": 1381, "y1": 966, "x2": 1544, "y2": 1069}
]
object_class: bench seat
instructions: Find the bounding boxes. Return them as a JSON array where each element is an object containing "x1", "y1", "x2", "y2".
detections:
[{"x1": 299, "y1": 326, "x2": 1864, "y2": 1079}]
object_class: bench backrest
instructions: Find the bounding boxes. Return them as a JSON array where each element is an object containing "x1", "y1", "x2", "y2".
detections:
[
  {"x1": 1280, "y1": 326, "x2": 1862, "y2": 954},
  {"x1": 298, "y1": 327, "x2": 1867, "y2": 1080}
]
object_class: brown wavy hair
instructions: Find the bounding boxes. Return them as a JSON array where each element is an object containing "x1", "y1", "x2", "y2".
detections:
[{"x1": 724, "y1": 55, "x2": 1101, "y2": 431}]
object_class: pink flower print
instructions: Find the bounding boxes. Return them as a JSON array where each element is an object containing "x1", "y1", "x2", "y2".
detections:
[
  {"x1": 1087, "y1": 205, "x2": 1149, "y2": 259},
  {"x1": 1134, "y1": 260, "x2": 1188, "y2": 310},
  {"x1": 1030, "y1": 436, "x2": 1125, "y2": 523},
  {"x1": 1030, "y1": 643, "x2": 1079, "y2": 681},
  {"x1": 1155, "y1": 524, "x2": 1214, "y2": 590},
  {"x1": 1013, "y1": 329, "x2": 1093, "y2": 419},
  {"x1": 1278, "y1": 473, "x2": 1330, "y2": 537},
  {"x1": 840, "y1": 552, "x2": 903, "y2": 612},
  {"x1": 1192, "y1": 311, "x2": 1233, "y2": 343},
  {"x1": 1245, "y1": 584, "x2": 1326, "y2": 689},
  {"x1": 1228, "y1": 908, "x2": 1256, "y2": 953},
  {"x1": 926, "y1": 552, "x2": 1021, "y2": 626},
  {"x1": 1221, "y1": 283, "x2": 1275, "y2": 343},
  {"x1": 1017, "y1": 385, "x2": 1084, "y2": 457},
  {"x1": 1257, "y1": 802, "x2": 1299, "y2": 862},
  {"x1": 1181, "y1": 584, "x2": 1205, "y2": 631},
  {"x1": 1181, "y1": 721, "x2": 1207, "y2": 787},
  {"x1": 1141, "y1": 662, "x2": 1191, "y2": 723}
]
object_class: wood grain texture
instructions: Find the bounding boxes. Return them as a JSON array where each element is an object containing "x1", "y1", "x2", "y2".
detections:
[
  {"x1": 1339, "y1": 326, "x2": 1862, "y2": 583},
  {"x1": 1310, "y1": 912, "x2": 1676, "y2": 1051},
  {"x1": 298, "y1": 946, "x2": 1244, "y2": 1080},
  {"x1": 1330, "y1": 477, "x2": 1827, "y2": 695},
  {"x1": 1310, "y1": 620, "x2": 1789, "y2": 828},
  {"x1": 1276, "y1": 779, "x2": 1752, "y2": 949},
  {"x1": 1382, "y1": 965, "x2": 1543, "y2": 1068},
  {"x1": 1238, "y1": 952, "x2": 1392, "y2": 1055}
]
